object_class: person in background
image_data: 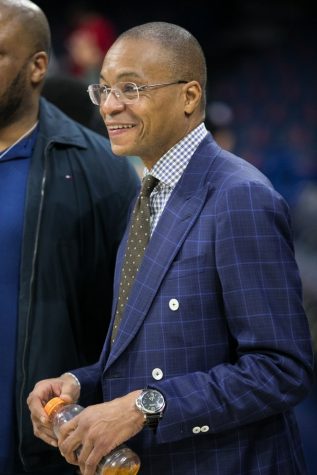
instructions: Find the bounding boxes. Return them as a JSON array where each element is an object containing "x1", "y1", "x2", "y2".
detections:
[
  {"x1": 0, "y1": 1, "x2": 139, "y2": 474},
  {"x1": 28, "y1": 21, "x2": 313, "y2": 475},
  {"x1": 64, "y1": 5, "x2": 117, "y2": 84}
]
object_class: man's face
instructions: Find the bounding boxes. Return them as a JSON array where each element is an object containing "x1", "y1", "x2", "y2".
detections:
[
  {"x1": 99, "y1": 38, "x2": 189, "y2": 168},
  {"x1": 0, "y1": 14, "x2": 32, "y2": 127}
]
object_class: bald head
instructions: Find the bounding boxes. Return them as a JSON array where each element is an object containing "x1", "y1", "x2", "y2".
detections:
[
  {"x1": 115, "y1": 22, "x2": 207, "y2": 102},
  {"x1": 0, "y1": 0, "x2": 51, "y2": 55}
]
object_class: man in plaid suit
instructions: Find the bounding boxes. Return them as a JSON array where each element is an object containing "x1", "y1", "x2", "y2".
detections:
[{"x1": 28, "y1": 21, "x2": 313, "y2": 475}]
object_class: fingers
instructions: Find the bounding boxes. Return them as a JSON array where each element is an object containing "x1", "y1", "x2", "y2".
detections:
[
  {"x1": 28, "y1": 400, "x2": 58, "y2": 447},
  {"x1": 27, "y1": 378, "x2": 61, "y2": 416},
  {"x1": 58, "y1": 416, "x2": 104, "y2": 475},
  {"x1": 60, "y1": 372, "x2": 81, "y2": 402},
  {"x1": 34, "y1": 421, "x2": 58, "y2": 447},
  {"x1": 27, "y1": 376, "x2": 79, "y2": 446},
  {"x1": 58, "y1": 417, "x2": 79, "y2": 445},
  {"x1": 59, "y1": 424, "x2": 84, "y2": 466},
  {"x1": 80, "y1": 450, "x2": 101, "y2": 475},
  {"x1": 73, "y1": 439, "x2": 104, "y2": 475}
]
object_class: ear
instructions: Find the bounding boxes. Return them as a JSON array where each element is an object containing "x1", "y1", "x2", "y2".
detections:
[
  {"x1": 183, "y1": 81, "x2": 202, "y2": 115},
  {"x1": 30, "y1": 51, "x2": 49, "y2": 85}
]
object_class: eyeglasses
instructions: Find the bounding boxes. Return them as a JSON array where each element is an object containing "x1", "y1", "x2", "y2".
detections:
[{"x1": 87, "y1": 80, "x2": 188, "y2": 106}]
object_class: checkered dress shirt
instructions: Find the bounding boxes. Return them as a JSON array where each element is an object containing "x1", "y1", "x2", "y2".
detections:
[{"x1": 144, "y1": 122, "x2": 208, "y2": 234}]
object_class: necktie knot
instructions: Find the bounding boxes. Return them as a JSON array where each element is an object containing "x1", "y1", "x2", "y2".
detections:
[{"x1": 141, "y1": 174, "x2": 159, "y2": 197}]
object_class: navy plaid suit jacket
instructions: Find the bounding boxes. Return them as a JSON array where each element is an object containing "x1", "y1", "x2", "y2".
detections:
[{"x1": 76, "y1": 133, "x2": 313, "y2": 474}]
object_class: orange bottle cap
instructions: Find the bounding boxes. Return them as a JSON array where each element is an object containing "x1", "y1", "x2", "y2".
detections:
[{"x1": 44, "y1": 397, "x2": 66, "y2": 417}]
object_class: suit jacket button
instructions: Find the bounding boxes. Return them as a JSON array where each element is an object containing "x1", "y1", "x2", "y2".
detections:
[
  {"x1": 201, "y1": 425, "x2": 209, "y2": 432},
  {"x1": 192, "y1": 426, "x2": 201, "y2": 434},
  {"x1": 152, "y1": 368, "x2": 163, "y2": 380},
  {"x1": 169, "y1": 298, "x2": 179, "y2": 311}
]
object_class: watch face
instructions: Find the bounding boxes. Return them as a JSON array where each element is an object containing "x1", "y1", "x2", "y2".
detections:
[{"x1": 141, "y1": 389, "x2": 165, "y2": 414}]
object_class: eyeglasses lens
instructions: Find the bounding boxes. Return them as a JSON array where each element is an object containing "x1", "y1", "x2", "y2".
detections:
[{"x1": 88, "y1": 82, "x2": 139, "y2": 105}]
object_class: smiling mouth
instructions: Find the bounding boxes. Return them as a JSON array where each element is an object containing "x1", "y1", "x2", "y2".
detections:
[{"x1": 107, "y1": 124, "x2": 135, "y2": 130}]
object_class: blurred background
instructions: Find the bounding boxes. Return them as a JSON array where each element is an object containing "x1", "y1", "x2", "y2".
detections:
[{"x1": 37, "y1": 1, "x2": 317, "y2": 472}]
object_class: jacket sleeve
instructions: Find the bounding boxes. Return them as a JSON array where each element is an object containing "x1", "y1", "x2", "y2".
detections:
[
  {"x1": 152, "y1": 181, "x2": 313, "y2": 444},
  {"x1": 72, "y1": 361, "x2": 104, "y2": 407}
]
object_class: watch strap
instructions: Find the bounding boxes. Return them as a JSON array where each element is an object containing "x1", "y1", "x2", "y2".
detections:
[{"x1": 143, "y1": 411, "x2": 163, "y2": 429}]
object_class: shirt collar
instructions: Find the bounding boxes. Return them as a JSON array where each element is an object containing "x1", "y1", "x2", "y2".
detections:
[
  {"x1": 144, "y1": 123, "x2": 208, "y2": 188},
  {"x1": 0, "y1": 123, "x2": 39, "y2": 162}
]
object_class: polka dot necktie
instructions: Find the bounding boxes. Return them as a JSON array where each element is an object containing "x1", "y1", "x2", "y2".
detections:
[{"x1": 111, "y1": 174, "x2": 159, "y2": 344}]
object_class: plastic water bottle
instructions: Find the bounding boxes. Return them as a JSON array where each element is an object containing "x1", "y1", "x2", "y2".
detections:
[{"x1": 44, "y1": 397, "x2": 141, "y2": 475}]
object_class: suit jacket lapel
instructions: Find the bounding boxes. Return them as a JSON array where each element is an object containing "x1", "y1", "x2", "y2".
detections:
[{"x1": 105, "y1": 134, "x2": 220, "y2": 367}]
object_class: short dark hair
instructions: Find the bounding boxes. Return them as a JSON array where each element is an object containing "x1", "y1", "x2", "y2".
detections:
[{"x1": 118, "y1": 22, "x2": 207, "y2": 92}]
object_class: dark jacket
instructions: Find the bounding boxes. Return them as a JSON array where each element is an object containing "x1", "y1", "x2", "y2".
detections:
[{"x1": 16, "y1": 98, "x2": 140, "y2": 470}]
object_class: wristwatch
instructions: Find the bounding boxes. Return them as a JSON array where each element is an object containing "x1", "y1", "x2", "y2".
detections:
[{"x1": 135, "y1": 389, "x2": 165, "y2": 429}]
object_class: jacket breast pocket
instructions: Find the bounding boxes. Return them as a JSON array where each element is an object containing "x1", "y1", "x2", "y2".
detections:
[
  {"x1": 155, "y1": 252, "x2": 219, "y2": 324},
  {"x1": 166, "y1": 254, "x2": 210, "y2": 281}
]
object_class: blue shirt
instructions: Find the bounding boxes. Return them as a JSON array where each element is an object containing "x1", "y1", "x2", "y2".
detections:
[{"x1": 0, "y1": 125, "x2": 38, "y2": 472}]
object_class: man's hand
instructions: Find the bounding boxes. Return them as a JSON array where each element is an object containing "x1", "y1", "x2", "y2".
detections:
[
  {"x1": 58, "y1": 390, "x2": 144, "y2": 475},
  {"x1": 27, "y1": 373, "x2": 81, "y2": 447}
]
